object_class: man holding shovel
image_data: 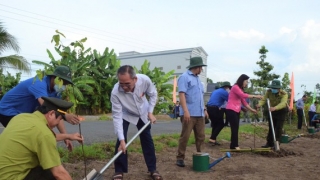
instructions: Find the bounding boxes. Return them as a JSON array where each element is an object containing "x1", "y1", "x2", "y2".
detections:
[
  {"x1": 110, "y1": 65, "x2": 162, "y2": 180},
  {"x1": 0, "y1": 97, "x2": 83, "y2": 180},
  {"x1": 256, "y1": 80, "x2": 288, "y2": 148}
]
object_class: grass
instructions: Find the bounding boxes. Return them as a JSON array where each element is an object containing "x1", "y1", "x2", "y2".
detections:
[
  {"x1": 59, "y1": 123, "x2": 302, "y2": 163},
  {"x1": 98, "y1": 114, "x2": 113, "y2": 121}
]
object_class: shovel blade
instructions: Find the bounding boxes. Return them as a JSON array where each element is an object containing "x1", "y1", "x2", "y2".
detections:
[
  {"x1": 83, "y1": 169, "x2": 98, "y2": 180},
  {"x1": 274, "y1": 141, "x2": 280, "y2": 151}
]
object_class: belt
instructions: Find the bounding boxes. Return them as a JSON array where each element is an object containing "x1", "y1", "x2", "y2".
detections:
[{"x1": 207, "y1": 105, "x2": 219, "y2": 108}]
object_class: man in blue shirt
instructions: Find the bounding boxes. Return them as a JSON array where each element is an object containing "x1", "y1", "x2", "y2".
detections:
[
  {"x1": 176, "y1": 57, "x2": 208, "y2": 167},
  {"x1": 308, "y1": 101, "x2": 318, "y2": 126},
  {"x1": 207, "y1": 81, "x2": 231, "y2": 145},
  {"x1": 296, "y1": 95, "x2": 307, "y2": 129},
  {"x1": 311, "y1": 113, "x2": 320, "y2": 128},
  {"x1": 0, "y1": 66, "x2": 80, "y2": 150}
]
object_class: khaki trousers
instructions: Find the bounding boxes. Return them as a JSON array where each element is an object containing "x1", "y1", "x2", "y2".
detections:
[{"x1": 176, "y1": 116, "x2": 205, "y2": 160}]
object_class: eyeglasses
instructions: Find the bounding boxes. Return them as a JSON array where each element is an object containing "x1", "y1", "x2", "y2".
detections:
[{"x1": 119, "y1": 83, "x2": 132, "y2": 88}]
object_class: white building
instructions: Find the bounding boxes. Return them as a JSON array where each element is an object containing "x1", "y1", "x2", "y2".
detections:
[{"x1": 118, "y1": 47, "x2": 208, "y2": 91}]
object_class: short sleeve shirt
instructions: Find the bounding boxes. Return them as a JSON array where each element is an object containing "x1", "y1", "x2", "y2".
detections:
[
  {"x1": 178, "y1": 70, "x2": 205, "y2": 116},
  {"x1": 0, "y1": 76, "x2": 58, "y2": 116},
  {"x1": 0, "y1": 111, "x2": 61, "y2": 179}
]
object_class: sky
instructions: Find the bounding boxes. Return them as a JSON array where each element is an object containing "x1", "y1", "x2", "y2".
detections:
[{"x1": 1, "y1": 0, "x2": 320, "y2": 98}]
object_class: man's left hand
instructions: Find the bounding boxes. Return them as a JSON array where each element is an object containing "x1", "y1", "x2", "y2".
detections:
[
  {"x1": 148, "y1": 113, "x2": 157, "y2": 124},
  {"x1": 65, "y1": 114, "x2": 80, "y2": 125},
  {"x1": 64, "y1": 139, "x2": 73, "y2": 152}
]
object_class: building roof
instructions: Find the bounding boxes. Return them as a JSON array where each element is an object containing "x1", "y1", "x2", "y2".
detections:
[{"x1": 119, "y1": 46, "x2": 208, "y2": 60}]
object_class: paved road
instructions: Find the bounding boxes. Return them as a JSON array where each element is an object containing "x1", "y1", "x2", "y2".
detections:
[{"x1": 1, "y1": 119, "x2": 250, "y2": 146}]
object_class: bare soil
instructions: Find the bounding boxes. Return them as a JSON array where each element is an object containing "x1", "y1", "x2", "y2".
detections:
[{"x1": 64, "y1": 131, "x2": 320, "y2": 180}]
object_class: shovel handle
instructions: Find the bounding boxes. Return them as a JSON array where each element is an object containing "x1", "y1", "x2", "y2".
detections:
[
  {"x1": 92, "y1": 121, "x2": 151, "y2": 180},
  {"x1": 267, "y1": 99, "x2": 280, "y2": 151}
]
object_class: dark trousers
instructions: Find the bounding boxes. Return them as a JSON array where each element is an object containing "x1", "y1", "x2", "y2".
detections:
[
  {"x1": 221, "y1": 108, "x2": 228, "y2": 125},
  {"x1": 0, "y1": 114, "x2": 14, "y2": 127},
  {"x1": 297, "y1": 109, "x2": 303, "y2": 129},
  {"x1": 207, "y1": 106, "x2": 224, "y2": 140},
  {"x1": 226, "y1": 109, "x2": 240, "y2": 149},
  {"x1": 266, "y1": 109, "x2": 286, "y2": 146},
  {"x1": 114, "y1": 119, "x2": 156, "y2": 173},
  {"x1": 308, "y1": 111, "x2": 316, "y2": 126},
  {"x1": 24, "y1": 166, "x2": 55, "y2": 180}
]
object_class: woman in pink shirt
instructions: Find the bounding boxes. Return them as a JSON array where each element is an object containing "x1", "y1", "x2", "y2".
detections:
[{"x1": 226, "y1": 74, "x2": 263, "y2": 150}]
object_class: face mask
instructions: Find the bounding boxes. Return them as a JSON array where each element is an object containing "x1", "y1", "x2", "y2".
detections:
[
  {"x1": 271, "y1": 89, "x2": 279, "y2": 94},
  {"x1": 54, "y1": 84, "x2": 66, "y2": 93}
]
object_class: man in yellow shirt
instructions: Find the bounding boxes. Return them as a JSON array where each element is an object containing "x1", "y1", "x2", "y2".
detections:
[
  {"x1": 257, "y1": 80, "x2": 288, "y2": 148},
  {"x1": 0, "y1": 97, "x2": 83, "y2": 180}
]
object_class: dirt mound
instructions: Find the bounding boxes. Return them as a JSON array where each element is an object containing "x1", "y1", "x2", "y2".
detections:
[
  {"x1": 258, "y1": 148, "x2": 303, "y2": 158},
  {"x1": 303, "y1": 133, "x2": 320, "y2": 139},
  {"x1": 65, "y1": 134, "x2": 320, "y2": 180}
]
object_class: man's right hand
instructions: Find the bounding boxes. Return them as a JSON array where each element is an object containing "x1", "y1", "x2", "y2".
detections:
[
  {"x1": 183, "y1": 111, "x2": 191, "y2": 123},
  {"x1": 69, "y1": 133, "x2": 84, "y2": 144},
  {"x1": 118, "y1": 140, "x2": 126, "y2": 154}
]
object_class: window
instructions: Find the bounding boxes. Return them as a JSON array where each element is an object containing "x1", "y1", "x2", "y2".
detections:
[
  {"x1": 159, "y1": 67, "x2": 163, "y2": 70},
  {"x1": 177, "y1": 65, "x2": 181, "y2": 69}
]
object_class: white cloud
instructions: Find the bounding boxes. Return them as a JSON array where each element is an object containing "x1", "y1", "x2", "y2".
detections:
[
  {"x1": 279, "y1": 27, "x2": 293, "y2": 34},
  {"x1": 220, "y1": 29, "x2": 266, "y2": 40}
]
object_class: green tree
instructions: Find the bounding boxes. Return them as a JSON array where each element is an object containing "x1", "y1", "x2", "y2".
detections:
[
  {"x1": 0, "y1": 22, "x2": 30, "y2": 73},
  {"x1": 207, "y1": 78, "x2": 213, "y2": 83},
  {"x1": 251, "y1": 45, "x2": 280, "y2": 90},
  {"x1": 136, "y1": 60, "x2": 175, "y2": 114},
  {"x1": 0, "y1": 70, "x2": 21, "y2": 99}
]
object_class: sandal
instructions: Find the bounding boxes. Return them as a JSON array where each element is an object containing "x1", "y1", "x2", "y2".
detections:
[
  {"x1": 209, "y1": 140, "x2": 220, "y2": 146},
  {"x1": 150, "y1": 170, "x2": 163, "y2": 180},
  {"x1": 112, "y1": 172, "x2": 123, "y2": 180}
]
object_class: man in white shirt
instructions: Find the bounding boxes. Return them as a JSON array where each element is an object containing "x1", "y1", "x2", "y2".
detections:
[
  {"x1": 308, "y1": 101, "x2": 318, "y2": 126},
  {"x1": 110, "y1": 65, "x2": 163, "y2": 180}
]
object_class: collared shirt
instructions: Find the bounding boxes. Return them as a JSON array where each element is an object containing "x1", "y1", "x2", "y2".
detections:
[
  {"x1": 226, "y1": 85, "x2": 249, "y2": 113},
  {"x1": 0, "y1": 76, "x2": 58, "y2": 116},
  {"x1": 178, "y1": 70, "x2": 205, "y2": 117},
  {"x1": 309, "y1": 104, "x2": 317, "y2": 112},
  {"x1": 0, "y1": 111, "x2": 60, "y2": 179},
  {"x1": 296, "y1": 98, "x2": 305, "y2": 109},
  {"x1": 207, "y1": 88, "x2": 229, "y2": 107},
  {"x1": 111, "y1": 74, "x2": 157, "y2": 141}
]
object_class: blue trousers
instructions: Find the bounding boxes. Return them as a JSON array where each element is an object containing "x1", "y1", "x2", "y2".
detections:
[{"x1": 114, "y1": 119, "x2": 156, "y2": 173}]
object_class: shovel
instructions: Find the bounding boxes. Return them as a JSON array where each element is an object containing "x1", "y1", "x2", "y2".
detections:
[
  {"x1": 302, "y1": 109, "x2": 308, "y2": 128},
  {"x1": 84, "y1": 121, "x2": 151, "y2": 180},
  {"x1": 267, "y1": 98, "x2": 280, "y2": 151}
]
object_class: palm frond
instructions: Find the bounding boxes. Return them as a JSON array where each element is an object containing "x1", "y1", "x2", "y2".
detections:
[{"x1": 0, "y1": 55, "x2": 31, "y2": 73}]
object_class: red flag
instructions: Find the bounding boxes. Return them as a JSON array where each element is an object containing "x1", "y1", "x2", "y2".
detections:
[
  {"x1": 172, "y1": 76, "x2": 177, "y2": 103},
  {"x1": 289, "y1": 72, "x2": 294, "y2": 110}
]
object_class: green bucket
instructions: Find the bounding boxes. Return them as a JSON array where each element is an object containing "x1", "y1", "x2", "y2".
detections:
[
  {"x1": 316, "y1": 123, "x2": 320, "y2": 128},
  {"x1": 280, "y1": 134, "x2": 289, "y2": 143},
  {"x1": 308, "y1": 127, "x2": 315, "y2": 134},
  {"x1": 193, "y1": 153, "x2": 209, "y2": 172}
]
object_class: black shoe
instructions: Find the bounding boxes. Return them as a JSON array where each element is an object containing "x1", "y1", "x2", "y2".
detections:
[
  {"x1": 261, "y1": 144, "x2": 274, "y2": 148},
  {"x1": 176, "y1": 160, "x2": 185, "y2": 167}
]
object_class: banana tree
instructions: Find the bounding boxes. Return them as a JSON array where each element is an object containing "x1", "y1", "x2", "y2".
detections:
[{"x1": 136, "y1": 60, "x2": 175, "y2": 114}]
